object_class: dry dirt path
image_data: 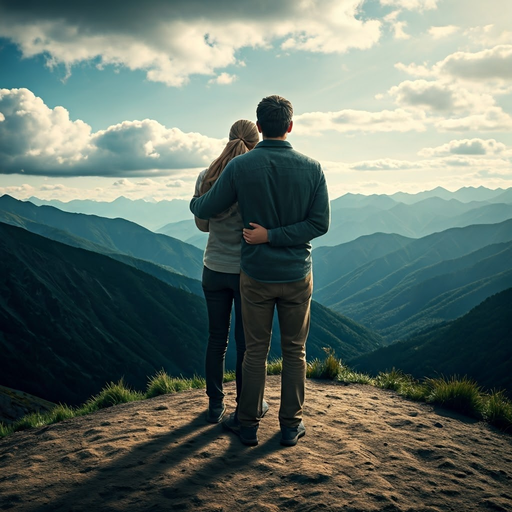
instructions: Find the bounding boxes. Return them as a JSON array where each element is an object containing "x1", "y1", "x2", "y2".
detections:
[{"x1": 1, "y1": 376, "x2": 511, "y2": 511}]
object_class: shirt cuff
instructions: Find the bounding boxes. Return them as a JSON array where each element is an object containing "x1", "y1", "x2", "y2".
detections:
[{"x1": 267, "y1": 229, "x2": 274, "y2": 246}]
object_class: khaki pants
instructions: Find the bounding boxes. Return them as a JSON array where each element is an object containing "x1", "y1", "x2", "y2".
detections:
[{"x1": 238, "y1": 271, "x2": 313, "y2": 428}]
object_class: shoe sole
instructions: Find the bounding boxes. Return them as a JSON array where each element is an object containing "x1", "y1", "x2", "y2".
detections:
[{"x1": 280, "y1": 429, "x2": 305, "y2": 447}]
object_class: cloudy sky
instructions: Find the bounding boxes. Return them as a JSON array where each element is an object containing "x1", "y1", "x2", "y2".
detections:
[{"x1": 1, "y1": 0, "x2": 511, "y2": 202}]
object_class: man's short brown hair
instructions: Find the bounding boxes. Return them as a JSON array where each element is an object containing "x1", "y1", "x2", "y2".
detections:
[{"x1": 256, "y1": 95, "x2": 293, "y2": 138}]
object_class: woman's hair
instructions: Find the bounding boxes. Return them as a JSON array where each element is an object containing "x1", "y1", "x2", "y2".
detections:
[{"x1": 200, "y1": 119, "x2": 259, "y2": 195}]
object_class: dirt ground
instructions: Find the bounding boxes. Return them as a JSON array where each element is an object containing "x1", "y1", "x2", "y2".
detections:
[{"x1": 1, "y1": 376, "x2": 511, "y2": 511}]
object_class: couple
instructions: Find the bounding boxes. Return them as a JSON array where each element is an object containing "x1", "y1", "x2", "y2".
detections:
[{"x1": 190, "y1": 95, "x2": 330, "y2": 447}]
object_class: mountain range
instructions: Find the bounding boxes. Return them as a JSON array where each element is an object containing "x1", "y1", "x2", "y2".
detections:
[
  {"x1": 313, "y1": 219, "x2": 512, "y2": 341},
  {"x1": 146, "y1": 186, "x2": 512, "y2": 249},
  {"x1": 0, "y1": 194, "x2": 204, "y2": 281},
  {"x1": 2, "y1": 185, "x2": 512, "y2": 407},
  {"x1": 27, "y1": 195, "x2": 192, "y2": 231},
  {"x1": 350, "y1": 287, "x2": 512, "y2": 397}
]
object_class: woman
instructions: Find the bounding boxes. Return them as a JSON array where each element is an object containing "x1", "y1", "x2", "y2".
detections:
[{"x1": 193, "y1": 119, "x2": 260, "y2": 423}]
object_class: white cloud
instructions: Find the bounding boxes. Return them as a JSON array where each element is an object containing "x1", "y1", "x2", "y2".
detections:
[
  {"x1": 0, "y1": 88, "x2": 225, "y2": 176},
  {"x1": 350, "y1": 159, "x2": 426, "y2": 171},
  {"x1": 398, "y1": 45, "x2": 512, "y2": 82},
  {"x1": 388, "y1": 79, "x2": 495, "y2": 112},
  {"x1": 379, "y1": 0, "x2": 438, "y2": 11},
  {"x1": 465, "y1": 24, "x2": 512, "y2": 47},
  {"x1": 393, "y1": 21, "x2": 410, "y2": 40},
  {"x1": 0, "y1": 184, "x2": 36, "y2": 197},
  {"x1": 419, "y1": 138, "x2": 507, "y2": 157},
  {"x1": 438, "y1": 45, "x2": 512, "y2": 81},
  {"x1": 166, "y1": 180, "x2": 186, "y2": 188},
  {"x1": 208, "y1": 73, "x2": 238, "y2": 85},
  {"x1": 437, "y1": 107, "x2": 512, "y2": 132},
  {"x1": 0, "y1": 1, "x2": 382, "y2": 86},
  {"x1": 428, "y1": 25, "x2": 459, "y2": 39},
  {"x1": 347, "y1": 155, "x2": 512, "y2": 175},
  {"x1": 395, "y1": 62, "x2": 434, "y2": 78},
  {"x1": 294, "y1": 108, "x2": 426, "y2": 134}
]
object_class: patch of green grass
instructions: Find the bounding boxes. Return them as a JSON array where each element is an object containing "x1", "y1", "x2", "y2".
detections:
[
  {"x1": 337, "y1": 368, "x2": 374, "y2": 385},
  {"x1": 12, "y1": 412, "x2": 48, "y2": 432},
  {"x1": 223, "y1": 370, "x2": 236, "y2": 383},
  {"x1": 307, "y1": 348, "x2": 343, "y2": 380},
  {"x1": 267, "y1": 358, "x2": 283, "y2": 375},
  {"x1": 374, "y1": 368, "x2": 414, "y2": 392},
  {"x1": 83, "y1": 380, "x2": 144, "y2": 413},
  {"x1": 145, "y1": 371, "x2": 205, "y2": 398},
  {"x1": 482, "y1": 390, "x2": 512, "y2": 431},
  {"x1": 0, "y1": 422, "x2": 14, "y2": 438},
  {"x1": 425, "y1": 376, "x2": 483, "y2": 418},
  {"x1": 306, "y1": 358, "x2": 323, "y2": 378},
  {"x1": 47, "y1": 404, "x2": 76, "y2": 424}
]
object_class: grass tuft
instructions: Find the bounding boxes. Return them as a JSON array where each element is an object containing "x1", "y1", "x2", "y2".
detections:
[
  {"x1": 337, "y1": 368, "x2": 374, "y2": 385},
  {"x1": 145, "y1": 371, "x2": 205, "y2": 398},
  {"x1": 307, "y1": 348, "x2": 343, "y2": 380},
  {"x1": 0, "y1": 422, "x2": 14, "y2": 438},
  {"x1": 84, "y1": 379, "x2": 144, "y2": 412},
  {"x1": 13, "y1": 412, "x2": 48, "y2": 432},
  {"x1": 48, "y1": 404, "x2": 76, "y2": 424},
  {"x1": 482, "y1": 390, "x2": 512, "y2": 430},
  {"x1": 374, "y1": 368, "x2": 413, "y2": 391},
  {"x1": 223, "y1": 370, "x2": 236, "y2": 383},
  {"x1": 267, "y1": 358, "x2": 283, "y2": 375},
  {"x1": 426, "y1": 375, "x2": 483, "y2": 418}
]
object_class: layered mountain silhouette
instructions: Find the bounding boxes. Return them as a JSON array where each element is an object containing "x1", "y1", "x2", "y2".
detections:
[
  {"x1": 27, "y1": 196, "x2": 192, "y2": 231},
  {"x1": 350, "y1": 288, "x2": 512, "y2": 397},
  {"x1": 313, "y1": 219, "x2": 512, "y2": 341},
  {"x1": 151, "y1": 186, "x2": 512, "y2": 249},
  {"x1": 157, "y1": 218, "x2": 208, "y2": 250},
  {"x1": 0, "y1": 194, "x2": 204, "y2": 280},
  {"x1": 316, "y1": 195, "x2": 512, "y2": 247},
  {"x1": 0, "y1": 221, "x2": 381, "y2": 406}
]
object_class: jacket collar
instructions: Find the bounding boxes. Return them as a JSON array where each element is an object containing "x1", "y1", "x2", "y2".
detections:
[{"x1": 255, "y1": 140, "x2": 293, "y2": 149}]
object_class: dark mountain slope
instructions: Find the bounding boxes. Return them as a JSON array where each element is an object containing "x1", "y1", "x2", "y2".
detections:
[
  {"x1": 312, "y1": 232, "x2": 413, "y2": 290},
  {"x1": 0, "y1": 209, "x2": 202, "y2": 296},
  {"x1": 338, "y1": 240, "x2": 512, "y2": 339},
  {"x1": 350, "y1": 288, "x2": 512, "y2": 396},
  {"x1": 268, "y1": 301, "x2": 383, "y2": 362},
  {"x1": 0, "y1": 222, "x2": 208, "y2": 405},
  {"x1": 0, "y1": 195, "x2": 203, "y2": 280},
  {"x1": 315, "y1": 219, "x2": 512, "y2": 309}
]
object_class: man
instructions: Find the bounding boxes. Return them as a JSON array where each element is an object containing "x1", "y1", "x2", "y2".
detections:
[{"x1": 190, "y1": 95, "x2": 330, "y2": 447}]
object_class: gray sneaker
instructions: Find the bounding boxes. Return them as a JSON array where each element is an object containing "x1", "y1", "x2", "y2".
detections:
[
  {"x1": 206, "y1": 401, "x2": 226, "y2": 423},
  {"x1": 222, "y1": 412, "x2": 259, "y2": 446},
  {"x1": 280, "y1": 421, "x2": 306, "y2": 446}
]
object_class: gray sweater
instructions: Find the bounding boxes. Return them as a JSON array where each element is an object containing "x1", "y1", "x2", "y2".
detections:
[{"x1": 194, "y1": 169, "x2": 243, "y2": 274}]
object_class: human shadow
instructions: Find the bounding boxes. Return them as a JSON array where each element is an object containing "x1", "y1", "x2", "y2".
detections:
[
  {"x1": 33, "y1": 411, "x2": 214, "y2": 512},
  {"x1": 33, "y1": 409, "x2": 285, "y2": 512}
]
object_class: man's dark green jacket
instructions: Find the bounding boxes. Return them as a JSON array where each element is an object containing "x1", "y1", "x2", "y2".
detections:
[{"x1": 190, "y1": 139, "x2": 330, "y2": 282}]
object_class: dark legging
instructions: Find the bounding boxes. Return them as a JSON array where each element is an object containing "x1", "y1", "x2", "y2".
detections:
[{"x1": 202, "y1": 266, "x2": 245, "y2": 404}]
